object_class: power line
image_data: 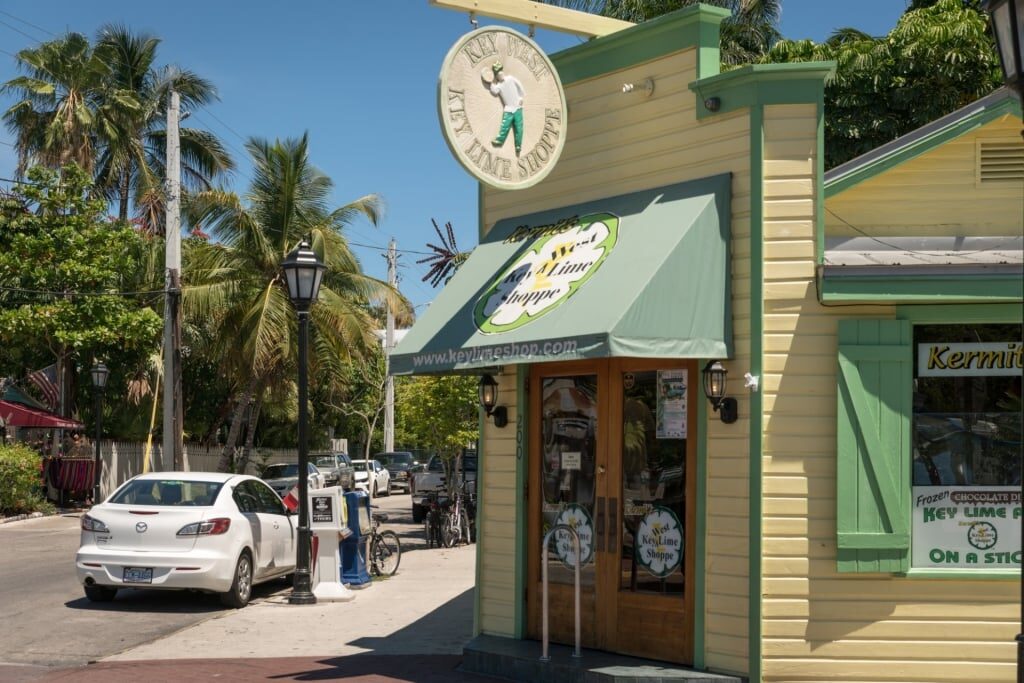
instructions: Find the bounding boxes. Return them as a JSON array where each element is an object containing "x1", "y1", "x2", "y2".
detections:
[
  {"x1": 0, "y1": 9, "x2": 55, "y2": 38},
  {"x1": 201, "y1": 108, "x2": 247, "y2": 144},
  {"x1": 187, "y1": 111, "x2": 249, "y2": 161},
  {"x1": 0, "y1": 17, "x2": 44, "y2": 44},
  {"x1": 0, "y1": 175, "x2": 49, "y2": 188},
  {"x1": 347, "y1": 239, "x2": 436, "y2": 257},
  {"x1": 0, "y1": 284, "x2": 166, "y2": 298}
]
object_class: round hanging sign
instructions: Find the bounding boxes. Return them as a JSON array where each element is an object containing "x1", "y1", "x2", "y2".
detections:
[
  {"x1": 438, "y1": 26, "x2": 568, "y2": 190},
  {"x1": 553, "y1": 503, "x2": 594, "y2": 569},
  {"x1": 635, "y1": 506, "x2": 684, "y2": 579}
]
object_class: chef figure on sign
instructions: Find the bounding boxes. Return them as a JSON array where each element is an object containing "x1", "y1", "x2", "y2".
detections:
[{"x1": 482, "y1": 61, "x2": 525, "y2": 156}]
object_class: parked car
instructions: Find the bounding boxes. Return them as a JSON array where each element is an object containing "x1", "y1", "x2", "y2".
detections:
[
  {"x1": 260, "y1": 462, "x2": 325, "y2": 498},
  {"x1": 352, "y1": 459, "x2": 391, "y2": 497},
  {"x1": 310, "y1": 451, "x2": 355, "y2": 490},
  {"x1": 411, "y1": 451, "x2": 477, "y2": 523},
  {"x1": 374, "y1": 451, "x2": 422, "y2": 493},
  {"x1": 76, "y1": 472, "x2": 296, "y2": 608}
]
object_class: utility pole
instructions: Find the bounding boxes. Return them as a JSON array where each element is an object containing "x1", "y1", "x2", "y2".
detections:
[
  {"x1": 163, "y1": 90, "x2": 184, "y2": 471},
  {"x1": 383, "y1": 238, "x2": 397, "y2": 454}
]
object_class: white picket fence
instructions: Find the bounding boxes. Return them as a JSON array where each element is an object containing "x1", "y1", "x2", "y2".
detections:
[{"x1": 94, "y1": 441, "x2": 303, "y2": 498}]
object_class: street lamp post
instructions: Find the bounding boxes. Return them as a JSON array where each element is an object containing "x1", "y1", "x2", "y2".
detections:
[
  {"x1": 90, "y1": 362, "x2": 109, "y2": 505},
  {"x1": 282, "y1": 239, "x2": 326, "y2": 606},
  {"x1": 980, "y1": 2, "x2": 1024, "y2": 679}
]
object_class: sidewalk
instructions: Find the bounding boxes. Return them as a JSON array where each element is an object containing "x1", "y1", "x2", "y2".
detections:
[
  {"x1": 37, "y1": 508, "x2": 493, "y2": 682},
  {"x1": 36, "y1": 655, "x2": 494, "y2": 682}
]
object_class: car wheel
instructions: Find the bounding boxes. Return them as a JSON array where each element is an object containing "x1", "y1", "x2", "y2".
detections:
[
  {"x1": 372, "y1": 482, "x2": 378, "y2": 497},
  {"x1": 84, "y1": 584, "x2": 117, "y2": 602},
  {"x1": 412, "y1": 503, "x2": 425, "y2": 524},
  {"x1": 383, "y1": 481, "x2": 391, "y2": 497},
  {"x1": 220, "y1": 550, "x2": 253, "y2": 608}
]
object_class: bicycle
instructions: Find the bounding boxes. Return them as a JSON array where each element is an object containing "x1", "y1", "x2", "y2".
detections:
[
  {"x1": 442, "y1": 488, "x2": 470, "y2": 548},
  {"x1": 368, "y1": 509, "x2": 401, "y2": 576},
  {"x1": 424, "y1": 491, "x2": 447, "y2": 549}
]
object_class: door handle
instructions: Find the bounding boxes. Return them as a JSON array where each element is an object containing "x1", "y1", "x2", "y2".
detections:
[
  {"x1": 273, "y1": 522, "x2": 280, "y2": 529},
  {"x1": 595, "y1": 497, "x2": 606, "y2": 552}
]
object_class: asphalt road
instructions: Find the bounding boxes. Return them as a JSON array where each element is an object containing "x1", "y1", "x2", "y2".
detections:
[{"x1": 0, "y1": 490, "x2": 427, "y2": 681}]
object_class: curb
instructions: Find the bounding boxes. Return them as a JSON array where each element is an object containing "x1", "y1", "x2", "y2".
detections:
[{"x1": 1, "y1": 508, "x2": 83, "y2": 525}]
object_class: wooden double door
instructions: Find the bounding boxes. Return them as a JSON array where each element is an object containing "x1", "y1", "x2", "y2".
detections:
[{"x1": 527, "y1": 358, "x2": 697, "y2": 664}]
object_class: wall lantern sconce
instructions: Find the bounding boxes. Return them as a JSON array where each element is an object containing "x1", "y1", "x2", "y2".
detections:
[
  {"x1": 702, "y1": 360, "x2": 738, "y2": 424},
  {"x1": 478, "y1": 374, "x2": 508, "y2": 428}
]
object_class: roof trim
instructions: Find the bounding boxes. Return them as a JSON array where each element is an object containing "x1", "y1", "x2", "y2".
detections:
[
  {"x1": 551, "y1": 3, "x2": 730, "y2": 86},
  {"x1": 689, "y1": 61, "x2": 835, "y2": 119},
  {"x1": 825, "y1": 88, "x2": 1023, "y2": 198}
]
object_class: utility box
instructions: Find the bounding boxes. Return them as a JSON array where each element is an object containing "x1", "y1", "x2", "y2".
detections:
[
  {"x1": 308, "y1": 486, "x2": 353, "y2": 602},
  {"x1": 341, "y1": 490, "x2": 372, "y2": 586}
]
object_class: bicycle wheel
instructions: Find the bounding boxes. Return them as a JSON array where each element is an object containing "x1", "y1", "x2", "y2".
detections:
[
  {"x1": 372, "y1": 530, "x2": 401, "y2": 576},
  {"x1": 442, "y1": 511, "x2": 461, "y2": 548}
]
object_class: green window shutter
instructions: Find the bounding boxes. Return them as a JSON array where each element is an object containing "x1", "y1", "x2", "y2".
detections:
[{"x1": 836, "y1": 319, "x2": 912, "y2": 573}]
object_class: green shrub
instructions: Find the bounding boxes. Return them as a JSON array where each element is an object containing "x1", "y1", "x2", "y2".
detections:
[{"x1": 0, "y1": 443, "x2": 49, "y2": 515}]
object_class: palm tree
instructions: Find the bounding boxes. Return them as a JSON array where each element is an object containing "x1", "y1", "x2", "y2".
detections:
[
  {"x1": 539, "y1": 0, "x2": 781, "y2": 65},
  {"x1": 1, "y1": 32, "x2": 127, "y2": 176},
  {"x1": 93, "y1": 25, "x2": 233, "y2": 228},
  {"x1": 184, "y1": 133, "x2": 407, "y2": 472},
  {"x1": 2, "y1": 28, "x2": 233, "y2": 229}
]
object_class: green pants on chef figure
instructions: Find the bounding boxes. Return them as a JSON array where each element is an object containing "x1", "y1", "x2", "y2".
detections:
[
  {"x1": 485, "y1": 61, "x2": 525, "y2": 155},
  {"x1": 492, "y1": 108, "x2": 524, "y2": 155}
]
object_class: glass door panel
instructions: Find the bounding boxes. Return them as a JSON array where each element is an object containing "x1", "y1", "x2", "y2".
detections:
[
  {"x1": 540, "y1": 374, "x2": 599, "y2": 586},
  {"x1": 619, "y1": 370, "x2": 686, "y2": 594}
]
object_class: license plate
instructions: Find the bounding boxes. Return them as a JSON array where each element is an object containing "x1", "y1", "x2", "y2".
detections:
[{"x1": 123, "y1": 567, "x2": 153, "y2": 584}]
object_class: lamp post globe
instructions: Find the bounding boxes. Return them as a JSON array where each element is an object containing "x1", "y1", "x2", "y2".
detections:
[
  {"x1": 282, "y1": 239, "x2": 326, "y2": 309},
  {"x1": 91, "y1": 362, "x2": 108, "y2": 506},
  {"x1": 282, "y1": 239, "x2": 325, "y2": 605},
  {"x1": 982, "y1": 2, "x2": 1024, "y2": 679}
]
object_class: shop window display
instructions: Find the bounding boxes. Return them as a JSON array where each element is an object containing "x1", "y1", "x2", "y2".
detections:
[{"x1": 911, "y1": 324, "x2": 1023, "y2": 569}]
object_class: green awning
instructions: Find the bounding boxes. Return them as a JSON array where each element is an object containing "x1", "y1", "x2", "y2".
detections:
[{"x1": 391, "y1": 174, "x2": 732, "y2": 375}]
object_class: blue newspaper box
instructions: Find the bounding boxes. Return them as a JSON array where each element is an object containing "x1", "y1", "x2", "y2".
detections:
[{"x1": 341, "y1": 490, "x2": 372, "y2": 585}]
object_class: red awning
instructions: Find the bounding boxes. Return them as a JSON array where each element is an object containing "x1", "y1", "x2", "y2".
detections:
[{"x1": 0, "y1": 400, "x2": 84, "y2": 430}]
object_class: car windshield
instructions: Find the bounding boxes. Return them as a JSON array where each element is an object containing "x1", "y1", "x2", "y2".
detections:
[
  {"x1": 351, "y1": 460, "x2": 373, "y2": 469},
  {"x1": 312, "y1": 456, "x2": 335, "y2": 468},
  {"x1": 262, "y1": 464, "x2": 298, "y2": 479},
  {"x1": 426, "y1": 455, "x2": 476, "y2": 472},
  {"x1": 110, "y1": 479, "x2": 223, "y2": 506},
  {"x1": 378, "y1": 453, "x2": 413, "y2": 465}
]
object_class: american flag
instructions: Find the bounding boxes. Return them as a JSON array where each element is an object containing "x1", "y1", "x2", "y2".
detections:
[{"x1": 28, "y1": 364, "x2": 59, "y2": 410}]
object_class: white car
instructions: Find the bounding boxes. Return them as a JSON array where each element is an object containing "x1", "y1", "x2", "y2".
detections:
[
  {"x1": 76, "y1": 472, "x2": 297, "y2": 608},
  {"x1": 352, "y1": 459, "x2": 391, "y2": 497},
  {"x1": 260, "y1": 462, "x2": 325, "y2": 498}
]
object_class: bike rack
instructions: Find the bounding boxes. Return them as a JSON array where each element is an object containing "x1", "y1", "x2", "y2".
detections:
[{"x1": 540, "y1": 523, "x2": 582, "y2": 662}]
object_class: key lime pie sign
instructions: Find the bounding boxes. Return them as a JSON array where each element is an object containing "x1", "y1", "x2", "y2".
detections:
[
  {"x1": 475, "y1": 213, "x2": 619, "y2": 333},
  {"x1": 438, "y1": 26, "x2": 567, "y2": 190}
]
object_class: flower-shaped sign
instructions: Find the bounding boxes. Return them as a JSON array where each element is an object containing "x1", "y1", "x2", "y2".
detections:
[
  {"x1": 636, "y1": 506, "x2": 683, "y2": 578},
  {"x1": 553, "y1": 504, "x2": 594, "y2": 569},
  {"x1": 475, "y1": 213, "x2": 619, "y2": 333}
]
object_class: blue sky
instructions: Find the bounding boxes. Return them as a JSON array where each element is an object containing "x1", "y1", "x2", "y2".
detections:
[{"x1": 0, "y1": 0, "x2": 909, "y2": 312}]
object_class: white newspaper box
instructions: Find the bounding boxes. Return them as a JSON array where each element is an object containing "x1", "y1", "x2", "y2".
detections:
[{"x1": 308, "y1": 486, "x2": 354, "y2": 602}]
